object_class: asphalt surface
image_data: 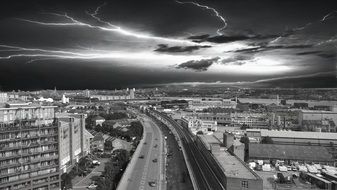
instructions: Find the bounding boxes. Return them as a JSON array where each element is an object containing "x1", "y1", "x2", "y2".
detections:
[
  {"x1": 118, "y1": 114, "x2": 166, "y2": 190},
  {"x1": 72, "y1": 158, "x2": 109, "y2": 190},
  {"x1": 151, "y1": 116, "x2": 194, "y2": 190},
  {"x1": 152, "y1": 110, "x2": 226, "y2": 190}
]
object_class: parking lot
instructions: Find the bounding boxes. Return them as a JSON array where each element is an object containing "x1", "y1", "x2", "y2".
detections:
[
  {"x1": 72, "y1": 158, "x2": 109, "y2": 190},
  {"x1": 254, "y1": 167, "x2": 328, "y2": 190}
]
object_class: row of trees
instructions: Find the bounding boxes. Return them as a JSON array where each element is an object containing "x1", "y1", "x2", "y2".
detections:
[
  {"x1": 86, "y1": 112, "x2": 129, "y2": 130},
  {"x1": 96, "y1": 149, "x2": 130, "y2": 190},
  {"x1": 95, "y1": 121, "x2": 143, "y2": 143}
]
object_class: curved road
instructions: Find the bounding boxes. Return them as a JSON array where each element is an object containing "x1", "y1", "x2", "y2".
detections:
[{"x1": 117, "y1": 114, "x2": 166, "y2": 190}]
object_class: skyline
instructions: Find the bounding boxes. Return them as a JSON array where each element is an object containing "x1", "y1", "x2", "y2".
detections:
[{"x1": 0, "y1": 0, "x2": 336, "y2": 90}]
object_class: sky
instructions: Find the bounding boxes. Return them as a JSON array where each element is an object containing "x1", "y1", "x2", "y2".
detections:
[{"x1": 0, "y1": 0, "x2": 336, "y2": 90}]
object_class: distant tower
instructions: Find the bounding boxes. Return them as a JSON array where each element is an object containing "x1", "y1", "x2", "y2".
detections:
[
  {"x1": 84, "y1": 89, "x2": 90, "y2": 98},
  {"x1": 277, "y1": 116, "x2": 281, "y2": 126},
  {"x1": 271, "y1": 113, "x2": 275, "y2": 126},
  {"x1": 130, "y1": 88, "x2": 135, "y2": 99},
  {"x1": 126, "y1": 88, "x2": 129, "y2": 91}
]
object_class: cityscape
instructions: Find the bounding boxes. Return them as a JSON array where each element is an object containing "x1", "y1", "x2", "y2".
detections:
[{"x1": 0, "y1": 0, "x2": 337, "y2": 190}]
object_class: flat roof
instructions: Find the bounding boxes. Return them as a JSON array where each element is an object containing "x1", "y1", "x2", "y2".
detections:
[
  {"x1": 300, "y1": 110, "x2": 337, "y2": 114},
  {"x1": 214, "y1": 150, "x2": 258, "y2": 179},
  {"x1": 199, "y1": 134, "x2": 221, "y2": 145},
  {"x1": 249, "y1": 144, "x2": 334, "y2": 162},
  {"x1": 199, "y1": 134, "x2": 259, "y2": 180},
  {"x1": 246, "y1": 129, "x2": 337, "y2": 140}
]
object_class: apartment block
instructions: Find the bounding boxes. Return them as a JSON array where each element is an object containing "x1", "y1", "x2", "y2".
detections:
[
  {"x1": 55, "y1": 113, "x2": 91, "y2": 173},
  {"x1": 0, "y1": 104, "x2": 60, "y2": 190}
]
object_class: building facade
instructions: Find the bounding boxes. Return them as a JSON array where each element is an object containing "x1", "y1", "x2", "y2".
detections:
[
  {"x1": 0, "y1": 93, "x2": 8, "y2": 103},
  {"x1": 0, "y1": 105, "x2": 60, "y2": 190},
  {"x1": 188, "y1": 98, "x2": 237, "y2": 111},
  {"x1": 55, "y1": 114, "x2": 91, "y2": 174}
]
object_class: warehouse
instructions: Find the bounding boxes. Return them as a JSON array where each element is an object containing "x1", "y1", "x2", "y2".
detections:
[{"x1": 249, "y1": 144, "x2": 335, "y2": 165}]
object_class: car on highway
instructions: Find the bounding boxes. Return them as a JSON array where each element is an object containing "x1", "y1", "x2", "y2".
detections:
[
  {"x1": 152, "y1": 158, "x2": 157, "y2": 163},
  {"x1": 139, "y1": 155, "x2": 144, "y2": 159},
  {"x1": 148, "y1": 181, "x2": 157, "y2": 187},
  {"x1": 154, "y1": 144, "x2": 158, "y2": 148},
  {"x1": 144, "y1": 142, "x2": 147, "y2": 145}
]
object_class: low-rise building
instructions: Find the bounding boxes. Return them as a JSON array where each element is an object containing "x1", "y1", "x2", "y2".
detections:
[
  {"x1": 298, "y1": 110, "x2": 337, "y2": 126},
  {"x1": 188, "y1": 98, "x2": 237, "y2": 111},
  {"x1": 249, "y1": 144, "x2": 335, "y2": 165},
  {"x1": 246, "y1": 129, "x2": 337, "y2": 160},
  {"x1": 180, "y1": 116, "x2": 217, "y2": 134},
  {"x1": 0, "y1": 93, "x2": 8, "y2": 103},
  {"x1": 196, "y1": 134, "x2": 263, "y2": 190},
  {"x1": 92, "y1": 116, "x2": 105, "y2": 126}
]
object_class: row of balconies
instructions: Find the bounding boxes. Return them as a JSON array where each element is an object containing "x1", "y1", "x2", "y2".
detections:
[
  {"x1": 0, "y1": 124, "x2": 57, "y2": 134},
  {"x1": 1, "y1": 136, "x2": 57, "y2": 144},
  {"x1": 0, "y1": 140, "x2": 58, "y2": 152},
  {"x1": 0, "y1": 148, "x2": 58, "y2": 161},
  {"x1": 0, "y1": 170, "x2": 60, "y2": 189},
  {"x1": 0, "y1": 155, "x2": 59, "y2": 170},
  {"x1": 0, "y1": 164, "x2": 58, "y2": 178}
]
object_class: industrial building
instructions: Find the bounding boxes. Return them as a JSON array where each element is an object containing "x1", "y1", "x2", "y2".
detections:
[
  {"x1": 179, "y1": 116, "x2": 217, "y2": 134},
  {"x1": 195, "y1": 134, "x2": 263, "y2": 190},
  {"x1": 196, "y1": 112, "x2": 268, "y2": 128},
  {"x1": 298, "y1": 110, "x2": 337, "y2": 128},
  {"x1": 246, "y1": 129, "x2": 337, "y2": 161},
  {"x1": 249, "y1": 144, "x2": 335, "y2": 165},
  {"x1": 188, "y1": 98, "x2": 237, "y2": 110}
]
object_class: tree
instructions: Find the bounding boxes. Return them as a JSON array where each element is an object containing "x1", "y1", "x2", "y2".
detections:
[{"x1": 61, "y1": 173, "x2": 72, "y2": 190}]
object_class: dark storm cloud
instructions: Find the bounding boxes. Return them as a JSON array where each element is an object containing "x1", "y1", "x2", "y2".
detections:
[
  {"x1": 232, "y1": 44, "x2": 314, "y2": 54},
  {"x1": 296, "y1": 51, "x2": 323, "y2": 55},
  {"x1": 220, "y1": 55, "x2": 253, "y2": 65},
  {"x1": 187, "y1": 33, "x2": 278, "y2": 44},
  {"x1": 317, "y1": 53, "x2": 336, "y2": 59},
  {"x1": 154, "y1": 44, "x2": 211, "y2": 53},
  {"x1": 176, "y1": 57, "x2": 220, "y2": 71},
  {"x1": 187, "y1": 34, "x2": 210, "y2": 40}
]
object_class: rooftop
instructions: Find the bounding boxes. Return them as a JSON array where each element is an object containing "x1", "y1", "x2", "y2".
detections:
[
  {"x1": 213, "y1": 150, "x2": 259, "y2": 180},
  {"x1": 198, "y1": 134, "x2": 260, "y2": 180},
  {"x1": 249, "y1": 144, "x2": 334, "y2": 162},
  {"x1": 246, "y1": 129, "x2": 337, "y2": 140}
]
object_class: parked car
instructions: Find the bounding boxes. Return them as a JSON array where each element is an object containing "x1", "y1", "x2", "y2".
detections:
[
  {"x1": 87, "y1": 183, "x2": 97, "y2": 189},
  {"x1": 139, "y1": 155, "x2": 144, "y2": 159},
  {"x1": 92, "y1": 160, "x2": 100, "y2": 165},
  {"x1": 148, "y1": 181, "x2": 156, "y2": 187},
  {"x1": 152, "y1": 158, "x2": 158, "y2": 163}
]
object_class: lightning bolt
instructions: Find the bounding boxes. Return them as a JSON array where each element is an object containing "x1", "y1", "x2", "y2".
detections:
[
  {"x1": 270, "y1": 11, "x2": 336, "y2": 44},
  {"x1": 321, "y1": 10, "x2": 337, "y2": 22},
  {"x1": 175, "y1": 0, "x2": 227, "y2": 35},
  {"x1": 1, "y1": 3, "x2": 212, "y2": 63},
  {"x1": 17, "y1": 4, "x2": 196, "y2": 45}
]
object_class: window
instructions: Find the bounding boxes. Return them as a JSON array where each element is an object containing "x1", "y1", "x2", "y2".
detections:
[{"x1": 242, "y1": 181, "x2": 248, "y2": 188}]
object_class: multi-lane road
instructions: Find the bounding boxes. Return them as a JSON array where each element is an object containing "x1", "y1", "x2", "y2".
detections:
[{"x1": 117, "y1": 113, "x2": 166, "y2": 190}]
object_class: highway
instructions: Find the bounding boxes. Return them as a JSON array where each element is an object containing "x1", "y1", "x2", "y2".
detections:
[
  {"x1": 150, "y1": 110, "x2": 225, "y2": 190},
  {"x1": 117, "y1": 113, "x2": 166, "y2": 190}
]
